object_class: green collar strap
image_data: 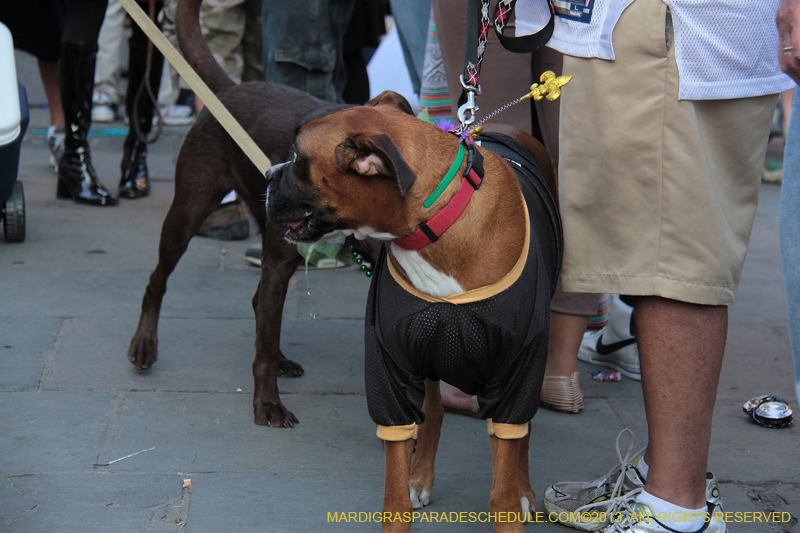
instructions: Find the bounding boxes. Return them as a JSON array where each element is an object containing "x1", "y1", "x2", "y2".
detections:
[{"x1": 423, "y1": 143, "x2": 465, "y2": 208}]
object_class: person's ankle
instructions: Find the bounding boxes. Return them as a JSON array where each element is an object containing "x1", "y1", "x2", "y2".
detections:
[{"x1": 637, "y1": 490, "x2": 707, "y2": 532}]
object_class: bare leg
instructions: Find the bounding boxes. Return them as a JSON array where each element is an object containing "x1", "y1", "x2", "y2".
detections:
[
  {"x1": 382, "y1": 439, "x2": 415, "y2": 533},
  {"x1": 38, "y1": 59, "x2": 64, "y2": 127},
  {"x1": 634, "y1": 296, "x2": 727, "y2": 509},
  {"x1": 541, "y1": 310, "x2": 587, "y2": 413},
  {"x1": 545, "y1": 310, "x2": 589, "y2": 376},
  {"x1": 439, "y1": 381, "x2": 476, "y2": 413}
]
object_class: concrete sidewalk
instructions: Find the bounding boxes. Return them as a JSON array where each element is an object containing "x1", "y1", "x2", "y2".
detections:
[{"x1": 1, "y1": 51, "x2": 798, "y2": 533}]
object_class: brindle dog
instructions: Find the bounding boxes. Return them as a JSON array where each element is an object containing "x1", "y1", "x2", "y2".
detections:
[{"x1": 125, "y1": 0, "x2": 375, "y2": 427}]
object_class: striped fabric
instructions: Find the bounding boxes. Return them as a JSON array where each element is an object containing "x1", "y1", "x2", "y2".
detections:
[
  {"x1": 417, "y1": 9, "x2": 452, "y2": 123},
  {"x1": 588, "y1": 293, "x2": 612, "y2": 329}
]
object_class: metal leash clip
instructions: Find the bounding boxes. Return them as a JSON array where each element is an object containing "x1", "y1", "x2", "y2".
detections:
[{"x1": 456, "y1": 75, "x2": 481, "y2": 135}]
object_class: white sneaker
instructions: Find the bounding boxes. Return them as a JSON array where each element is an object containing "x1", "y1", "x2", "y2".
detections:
[
  {"x1": 543, "y1": 430, "x2": 723, "y2": 532},
  {"x1": 156, "y1": 104, "x2": 195, "y2": 126},
  {"x1": 600, "y1": 502, "x2": 726, "y2": 533},
  {"x1": 579, "y1": 295, "x2": 641, "y2": 380},
  {"x1": 91, "y1": 90, "x2": 117, "y2": 122}
]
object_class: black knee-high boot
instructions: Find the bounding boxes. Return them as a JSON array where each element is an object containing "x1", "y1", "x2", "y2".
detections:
[
  {"x1": 119, "y1": 7, "x2": 164, "y2": 199},
  {"x1": 57, "y1": 41, "x2": 118, "y2": 206}
]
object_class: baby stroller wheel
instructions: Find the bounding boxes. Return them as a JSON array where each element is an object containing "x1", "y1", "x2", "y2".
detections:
[{"x1": 3, "y1": 180, "x2": 25, "y2": 242}]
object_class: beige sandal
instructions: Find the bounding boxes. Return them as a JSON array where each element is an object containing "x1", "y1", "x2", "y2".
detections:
[{"x1": 541, "y1": 372, "x2": 584, "y2": 413}]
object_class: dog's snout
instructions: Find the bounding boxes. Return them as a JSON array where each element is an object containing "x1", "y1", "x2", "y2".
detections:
[
  {"x1": 265, "y1": 163, "x2": 281, "y2": 184},
  {"x1": 266, "y1": 161, "x2": 290, "y2": 184}
]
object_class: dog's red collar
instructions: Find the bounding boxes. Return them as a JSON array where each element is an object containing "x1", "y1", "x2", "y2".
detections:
[{"x1": 392, "y1": 139, "x2": 484, "y2": 251}]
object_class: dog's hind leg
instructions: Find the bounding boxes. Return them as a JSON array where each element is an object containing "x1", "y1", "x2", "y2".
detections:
[
  {"x1": 127, "y1": 149, "x2": 230, "y2": 370},
  {"x1": 489, "y1": 434, "x2": 526, "y2": 532},
  {"x1": 408, "y1": 378, "x2": 444, "y2": 509},
  {"x1": 382, "y1": 438, "x2": 415, "y2": 532},
  {"x1": 251, "y1": 224, "x2": 302, "y2": 427},
  {"x1": 250, "y1": 283, "x2": 304, "y2": 378}
]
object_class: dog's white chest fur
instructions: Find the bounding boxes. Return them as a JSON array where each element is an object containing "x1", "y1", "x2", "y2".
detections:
[{"x1": 389, "y1": 244, "x2": 463, "y2": 297}]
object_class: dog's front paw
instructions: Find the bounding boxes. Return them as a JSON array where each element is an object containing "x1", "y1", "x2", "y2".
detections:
[
  {"x1": 254, "y1": 398, "x2": 299, "y2": 428},
  {"x1": 409, "y1": 464, "x2": 435, "y2": 509},
  {"x1": 409, "y1": 485, "x2": 431, "y2": 509},
  {"x1": 520, "y1": 496, "x2": 535, "y2": 521},
  {"x1": 278, "y1": 353, "x2": 305, "y2": 377},
  {"x1": 127, "y1": 332, "x2": 158, "y2": 370},
  {"x1": 519, "y1": 485, "x2": 536, "y2": 522}
]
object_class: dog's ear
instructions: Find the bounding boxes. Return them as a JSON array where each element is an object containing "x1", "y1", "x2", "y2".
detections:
[
  {"x1": 336, "y1": 133, "x2": 417, "y2": 197},
  {"x1": 366, "y1": 91, "x2": 415, "y2": 117}
]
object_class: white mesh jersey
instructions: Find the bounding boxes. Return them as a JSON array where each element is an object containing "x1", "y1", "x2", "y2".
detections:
[{"x1": 516, "y1": 0, "x2": 794, "y2": 100}]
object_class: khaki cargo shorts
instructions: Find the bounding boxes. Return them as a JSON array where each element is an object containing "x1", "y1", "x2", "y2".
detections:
[{"x1": 557, "y1": 0, "x2": 778, "y2": 305}]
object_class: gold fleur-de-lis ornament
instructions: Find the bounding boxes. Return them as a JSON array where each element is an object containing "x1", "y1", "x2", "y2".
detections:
[{"x1": 525, "y1": 71, "x2": 573, "y2": 101}]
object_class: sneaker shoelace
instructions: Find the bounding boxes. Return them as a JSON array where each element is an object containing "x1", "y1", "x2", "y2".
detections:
[
  {"x1": 581, "y1": 429, "x2": 647, "y2": 515},
  {"x1": 601, "y1": 502, "x2": 647, "y2": 533}
]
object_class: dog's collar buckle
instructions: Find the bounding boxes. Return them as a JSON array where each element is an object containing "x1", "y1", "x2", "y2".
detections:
[{"x1": 463, "y1": 140, "x2": 484, "y2": 190}]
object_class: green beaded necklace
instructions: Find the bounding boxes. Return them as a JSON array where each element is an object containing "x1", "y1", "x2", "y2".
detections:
[{"x1": 350, "y1": 244, "x2": 373, "y2": 277}]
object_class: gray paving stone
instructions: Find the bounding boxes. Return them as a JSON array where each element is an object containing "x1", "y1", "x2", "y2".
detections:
[
  {"x1": 716, "y1": 483, "x2": 778, "y2": 533},
  {"x1": 0, "y1": 391, "x2": 118, "y2": 474},
  {"x1": 1, "y1": 473, "x2": 185, "y2": 533},
  {"x1": 0, "y1": 316, "x2": 62, "y2": 391},
  {"x1": 43, "y1": 316, "x2": 367, "y2": 394},
  {"x1": 709, "y1": 399, "x2": 799, "y2": 485},
  {"x1": 109, "y1": 393, "x2": 379, "y2": 474}
]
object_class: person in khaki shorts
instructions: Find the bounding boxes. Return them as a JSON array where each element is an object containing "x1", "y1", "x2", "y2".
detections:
[
  {"x1": 161, "y1": 0, "x2": 262, "y2": 95},
  {"x1": 197, "y1": 0, "x2": 262, "y2": 85},
  {"x1": 513, "y1": 0, "x2": 793, "y2": 531}
]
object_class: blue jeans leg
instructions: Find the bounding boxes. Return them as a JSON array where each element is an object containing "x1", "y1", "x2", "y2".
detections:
[
  {"x1": 261, "y1": 0, "x2": 355, "y2": 102},
  {"x1": 780, "y1": 85, "x2": 800, "y2": 404},
  {"x1": 389, "y1": 0, "x2": 432, "y2": 95}
]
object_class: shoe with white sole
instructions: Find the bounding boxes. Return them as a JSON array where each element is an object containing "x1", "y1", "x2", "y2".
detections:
[
  {"x1": 579, "y1": 295, "x2": 641, "y2": 380},
  {"x1": 156, "y1": 104, "x2": 195, "y2": 126},
  {"x1": 543, "y1": 429, "x2": 722, "y2": 531},
  {"x1": 91, "y1": 90, "x2": 117, "y2": 122}
]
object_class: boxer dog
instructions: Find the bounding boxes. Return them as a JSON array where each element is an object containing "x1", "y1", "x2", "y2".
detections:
[
  {"x1": 125, "y1": 0, "x2": 374, "y2": 428},
  {"x1": 266, "y1": 92, "x2": 562, "y2": 532}
]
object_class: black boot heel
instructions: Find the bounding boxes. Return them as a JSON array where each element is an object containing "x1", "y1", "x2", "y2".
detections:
[
  {"x1": 57, "y1": 41, "x2": 118, "y2": 207},
  {"x1": 56, "y1": 176, "x2": 72, "y2": 199},
  {"x1": 119, "y1": 138, "x2": 150, "y2": 198},
  {"x1": 119, "y1": 12, "x2": 164, "y2": 200}
]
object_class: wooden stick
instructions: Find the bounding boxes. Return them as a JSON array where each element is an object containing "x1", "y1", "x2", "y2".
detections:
[{"x1": 117, "y1": 0, "x2": 272, "y2": 176}]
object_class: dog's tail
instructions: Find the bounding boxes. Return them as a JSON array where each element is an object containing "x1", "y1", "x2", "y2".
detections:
[{"x1": 175, "y1": 0, "x2": 235, "y2": 94}]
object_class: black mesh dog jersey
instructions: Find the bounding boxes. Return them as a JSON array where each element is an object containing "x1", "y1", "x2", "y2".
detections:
[{"x1": 364, "y1": 133, "x2": 563, "y2": 429}]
